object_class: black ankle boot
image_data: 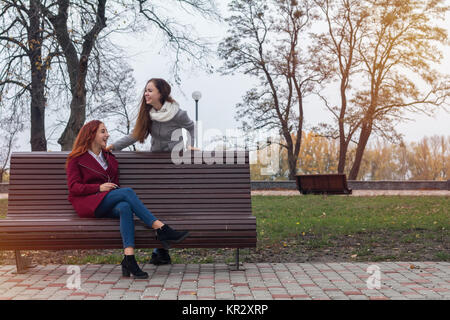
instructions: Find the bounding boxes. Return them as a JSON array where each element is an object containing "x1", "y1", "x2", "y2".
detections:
[
  {"x1": 121, "y1": 255, "x2": 149, "y2": 279},
  {"x1": 149, "y1": 249, "x2": 171, "y2": 265},
  {"x1": 156, "y1": 225, "x2": 189, "y2": 250}
]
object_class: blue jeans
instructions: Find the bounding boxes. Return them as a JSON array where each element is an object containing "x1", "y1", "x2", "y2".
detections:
[{"x1": 94, "y1": 188, "x2": 158, "y2": 249}]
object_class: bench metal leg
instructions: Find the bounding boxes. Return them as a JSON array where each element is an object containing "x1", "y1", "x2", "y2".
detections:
[
  {"x1": 229, "y1": 248, "x2": 244, "y2": 271},
  {"x1": 14, "y1": 250, "x2": 27, "y2": 274},
  {"x1": 13, "y1": 250, "x2": 35, "y2": 274}
]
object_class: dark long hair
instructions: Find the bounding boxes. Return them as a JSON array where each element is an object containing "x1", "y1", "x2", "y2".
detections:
[{"x1": 132, "y1": 78, "x2": 176, "y2": 143}]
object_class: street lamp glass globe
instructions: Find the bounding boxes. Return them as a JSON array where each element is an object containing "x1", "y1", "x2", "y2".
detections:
[{"x1": 192, "y1": 91, "x2": 202, "y2": 101}]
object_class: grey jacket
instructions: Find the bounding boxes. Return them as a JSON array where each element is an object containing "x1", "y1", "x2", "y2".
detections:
[{"x1": 112, "y1": 109, "x2": 195, "y2": 152}]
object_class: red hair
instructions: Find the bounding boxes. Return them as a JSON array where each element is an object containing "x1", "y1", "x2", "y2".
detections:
[{"x1": 66, "y1": 120, "x2": 103, "y2": 168}]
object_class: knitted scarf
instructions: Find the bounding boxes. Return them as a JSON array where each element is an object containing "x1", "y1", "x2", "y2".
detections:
[{"x1": 149, "y1": 101, "x2": 180, "y2": 122}]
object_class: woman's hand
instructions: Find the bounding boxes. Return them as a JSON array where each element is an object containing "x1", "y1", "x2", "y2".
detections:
[
  {"x1": 105, "y1": 144, "x2": 114, "y2": 152},
  {"x1": 100, "y1": 183, "x2": 119, "y2": 192},
  {"x1": 188, "y1": 145, "x2": 200, "y2": 151}
]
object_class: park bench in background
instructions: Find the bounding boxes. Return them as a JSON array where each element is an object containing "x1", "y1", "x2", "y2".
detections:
[
  {"x1": 296, "y1": 174, "x2": 352, "y2": 195},
  {"x1": 0, "y1": 151, "x2": 256, "y2": 273}
]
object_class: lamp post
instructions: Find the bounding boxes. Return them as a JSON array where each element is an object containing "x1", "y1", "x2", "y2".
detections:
[{"x1": 192, "y1": 91, "x2": 202, "y2": 148}]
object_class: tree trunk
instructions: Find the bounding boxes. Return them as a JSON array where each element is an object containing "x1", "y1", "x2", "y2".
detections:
[
  {"x1": 30, "y1": 76, "x2": 47, "y2": 151},
  {"x1": 58, "y1": 56, "x2": 88, "y2": 150},
  {"x1": 337, "y1": 80, "x2": 348, "y2": 173},
  {"x1": 337, "y1": 140, "x2": 348, "y2": 174},
  {"x1": 287, "y1": 149, "x2": 297, "y2": 180},
  {"x1": 29, "y1": 0, "x2": 47, "y2": 151},
  {"x1": 348, "y1": 121, "x2": 372, "y2": 180},
  {"x1": 57, "y1": 96, "x2": 86, "y2": 150},
  {"x1": 49, "y1": 0, "x2": 107, "y2": 150}
]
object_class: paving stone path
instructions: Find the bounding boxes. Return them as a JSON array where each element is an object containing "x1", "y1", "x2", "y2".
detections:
[{"x1": 0, "y1": 262, "x2": 448, "y2": 300}]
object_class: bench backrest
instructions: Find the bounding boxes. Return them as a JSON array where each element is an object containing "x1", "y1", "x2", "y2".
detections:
[
  {"x1": 296, "y1": 174, "x2": 350, "y2": 194},
  {"x1": 7, "y1": 151, "x2": 251, "y2": 218}
]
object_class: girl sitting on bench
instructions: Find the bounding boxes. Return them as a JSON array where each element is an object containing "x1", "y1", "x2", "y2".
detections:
[{"x1": 65, "y1": 120, "x2": 189, "y2": 279}]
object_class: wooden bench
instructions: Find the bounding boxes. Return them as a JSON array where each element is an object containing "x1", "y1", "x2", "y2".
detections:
[
  {"x1": 0, "y1": 151, "x2": 256, "y2": 273},
  {"x1": 295, "y1": 174, "x2": 352, "y2": 195}
]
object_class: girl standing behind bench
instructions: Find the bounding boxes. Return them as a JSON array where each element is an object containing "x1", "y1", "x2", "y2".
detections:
[
  {"x1": 106, "y1": 78, "x2": 199, "y2": 266},
  {"x1": 65, "y1": 120, "x2": 189, "y2": 279}
]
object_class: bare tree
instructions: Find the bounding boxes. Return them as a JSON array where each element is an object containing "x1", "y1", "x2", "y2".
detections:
[
  {"x1": 311, "y1": 0, "x2": 368, "y2": 173},
  {"x1": 39, "y1": 0, "x2": 219, "y2": 150},
  {"x1": 40, "y1": 0, "x2": 108, "y2": 150},
  {"x1": 2, "y1": 0, "x2": 220, "y2": 152},
  {"x1": 87, "y1": 60, "x2": 138, "y2": 151},
  {"x1": 348, "y1": 0, "x2": 450, "y2": 179},
  {"x1": 218, "y1": 0, "x2": 329, "y2": 179},
  {"x1": 135, "y1": 0, "x2": 220, "y2": 83},
  {"x1": 0, "y1": 100, "x2": 26, "y2": 182},
  {"x1": 0, "y1": 0, "x2": 62, "y2": 151}
]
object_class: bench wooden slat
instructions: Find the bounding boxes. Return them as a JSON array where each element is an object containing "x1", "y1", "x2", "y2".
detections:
[
  {"x1": 8, "y1": 198, "x2": 252, "y2": 205},
  {"x1": 0, "y1": 242, "x2": 256, "y2": 250},
  {"x1": 7, "y1": 204, "x2": 250, "y2": 213},
  {"x1": 11, "y1": 161, "x2": 250, "y2": 169},
  {"x1": 11, "y1": 159, "x2": 249, "y2": 165},
  {"x1": 0, "y1": 217, "x2": 256, "y2": 225},
  {"x1": 9, "y1": 193, "x2": 251, "y2": 201},
  {"x1": 7, "y1": 188, "x2": 250, "y2": 195},
  {"x1": 10, "y1": 178, "x2": 250, "y2": 184},
  {"x1": 9, "y1": 181, "x2": 251, "y2": 188},
  {"x1": 11, "y1": 173, "x2": 250, "y2": 179},
  {"x1": 6, "y1": 210, "x2": 253, "y2": 216},
  {"x1": 5, "y1": 209, "x2": 252, "y2": 214},
  {"x1": 2, "y1": 213, "x2": 255, "y2": 220}
]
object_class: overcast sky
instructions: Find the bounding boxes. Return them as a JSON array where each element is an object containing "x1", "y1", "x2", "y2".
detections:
[{"x1": 12, "y1": 0, "x2": 450, "y2": 152}]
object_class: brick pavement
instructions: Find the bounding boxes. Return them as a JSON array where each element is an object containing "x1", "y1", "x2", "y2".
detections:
[{"x1": 0, "y1": 262, "x2": 448, "y2": 300}]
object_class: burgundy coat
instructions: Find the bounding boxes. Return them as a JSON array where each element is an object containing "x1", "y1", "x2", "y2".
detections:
[{"x1": 66, "y1": 150, "x2": 120, "y2": 218}]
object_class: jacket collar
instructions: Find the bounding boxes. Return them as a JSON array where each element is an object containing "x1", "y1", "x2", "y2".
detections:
[{"x1": 78, "y1": 149, "x2": 112, "y2": 174}]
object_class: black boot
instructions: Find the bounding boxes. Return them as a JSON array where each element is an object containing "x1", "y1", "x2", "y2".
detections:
[
  {"x1": 121, "y1": 255, "x2": 149, "y2": 279},
  {"x1": 156, "y1": 224, "x2": 189, "y2": 249},
  {"x1": 149, "y1": 249, "x2": 171, "y2": 265}
]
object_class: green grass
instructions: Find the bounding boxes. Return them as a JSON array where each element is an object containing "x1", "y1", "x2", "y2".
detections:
[
  {"x1": 435, "y1": 252, "x2": 450, "y2": 260},
  {"x1": 252, "y1": 195, "x2": 449, "y2": 243},
  {"x1": 65, "y1": 253, "x2": 124, "y2": 265}
]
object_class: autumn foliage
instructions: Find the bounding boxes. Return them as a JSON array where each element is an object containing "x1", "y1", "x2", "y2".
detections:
[{"x1": 251, "y1": 132, "x2": 449, "y2": 181}]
